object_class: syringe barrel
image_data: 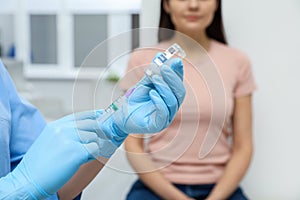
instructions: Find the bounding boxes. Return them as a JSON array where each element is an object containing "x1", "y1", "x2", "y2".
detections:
[{"x1": 98, "y1": 95, "x2": 127, "y2": 123}]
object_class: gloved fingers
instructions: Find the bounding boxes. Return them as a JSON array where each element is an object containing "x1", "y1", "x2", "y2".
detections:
[
  {"x1": 82, "y1": 143, "x2": 100, "y2": 159},
  {"x1": 59, "y1": 110, "x2": 103, "y2": 122},
  {"x1": 74, "y1": 119, "x2": 100, "y2": 133},
  {"x1": 149, "y1": 90, "x2": 169, "y2": 129},
  {"x1": 169, "y1": 58, "x2": 184, "y2": 81},
  {"x1": 151, "y1": 74, "x2": 178, "y2": 122},
  {"x1": 127, "y1": 84, "x2": 151, "y2": 103},
  {"x1": 77, "y1": 130, "x2": 100, "y2": 145},
  {"x1": 97, "y1": 140, "x2": 118, "y2": 158},
  {"x1": 160, "y1": 64, "x2": 186, "y2": 106},
  {"x1": 135, "y1": 75, "x2": 154, "y2": 90},
  {"x1": 93, "y1": 124, "x2": 113, "y2": 140}
]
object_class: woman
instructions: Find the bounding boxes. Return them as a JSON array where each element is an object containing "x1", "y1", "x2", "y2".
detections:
[{"x1": 121, "y1": 0, "x2": 256, "y2": 199}]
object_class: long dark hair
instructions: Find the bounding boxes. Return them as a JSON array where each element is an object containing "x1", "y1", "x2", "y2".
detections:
[{"x1": 158, "y1": 0, "x2": 227, "y2": 44}]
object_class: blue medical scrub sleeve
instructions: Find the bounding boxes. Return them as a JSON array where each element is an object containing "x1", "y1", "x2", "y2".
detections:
[{"x1": 0, "y1": 60, "x2": 58, "y2": 200}]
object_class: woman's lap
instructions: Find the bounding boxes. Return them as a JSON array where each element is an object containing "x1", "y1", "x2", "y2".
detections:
[
  {"x1": 126, "y1": 180, "x2": 161, "y2": 200},
  {"x1": 126, "y1": 180, "x2": 248, "y2": 200}
]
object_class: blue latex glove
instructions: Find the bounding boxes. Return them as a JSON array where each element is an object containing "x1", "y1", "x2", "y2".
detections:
[
  {"x1": 98, "y1": 56, "x2": 185, "y2": 156},
  {"x1": 0, "y1": 111, "x2": 103, "y2": 200},
  {"x1": 121, "y1": 57, "x2": 185, "y2": 131}
]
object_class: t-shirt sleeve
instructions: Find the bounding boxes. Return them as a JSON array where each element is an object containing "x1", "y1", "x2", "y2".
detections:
[{"x1": 234, "y1": 56, "x2": 257, "y2": 97}]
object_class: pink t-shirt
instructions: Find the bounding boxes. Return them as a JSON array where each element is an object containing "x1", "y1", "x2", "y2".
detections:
[{"x1": 119, "y1": 40, "x2": 256, "y2": 184}]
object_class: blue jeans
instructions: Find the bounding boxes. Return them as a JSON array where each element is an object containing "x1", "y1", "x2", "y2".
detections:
[
  {"x1": 126, "y1": 180, "x2": 248, "y2": 200},
  {"x1": 73, "y1": 193, "x2": 82, "y2": 200}
]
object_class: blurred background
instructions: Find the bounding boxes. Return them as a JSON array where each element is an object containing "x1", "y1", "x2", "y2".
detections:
[{"x1": 0, "y1": 0, "x2": 300, "y2": 199}]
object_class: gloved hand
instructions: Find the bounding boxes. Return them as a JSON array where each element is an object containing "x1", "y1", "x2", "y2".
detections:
[
  {"x1": 98, "y1": 55, "x2": 185, "y2": 156},
  {"x1": 0, "y1": 54, "x2": 186, "y2": 199},
  {"x1": 121, "y1": 57, "x2": 185, "y2": 131},
  {"x1": 0, "y1": 111, "x2": 103, "y2": 200}
]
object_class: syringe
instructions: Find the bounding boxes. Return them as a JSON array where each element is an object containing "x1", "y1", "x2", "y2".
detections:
[
  {"x1": 98, "y1": 43, "x2": 186, "y2": 123},
  {"x1": 145, "y1": 43, "x2": 186, "y2": 77}
]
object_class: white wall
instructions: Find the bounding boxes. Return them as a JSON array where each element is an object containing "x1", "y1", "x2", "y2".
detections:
[{"x1": 223, "y1": 0, "x2": 300, "y2": 199}]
